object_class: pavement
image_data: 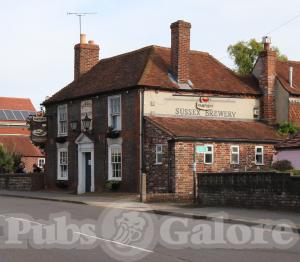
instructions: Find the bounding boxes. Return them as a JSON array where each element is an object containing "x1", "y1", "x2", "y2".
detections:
[{"x1": 0, "y1": 190, "x2": 299, "y2": 232}]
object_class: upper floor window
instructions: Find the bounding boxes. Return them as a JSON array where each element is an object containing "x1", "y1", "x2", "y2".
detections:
[
  {"x1": 57, "y1": 104, "x2": 68, "y2": 136},
  {"x1": 57, "y1": 148, "x2": 68, "y2": 180},
  {"x1": 155, "y1": 144, "x2": 163, "y2": 164},
  {"x1": 204, "y1": 145, "x2": 214, "y2": 164},
  {"x1": 108, "y1": 95, "x2": 121, "y2": 131},
  {"x1": 255, "y1": 146, "x2": 264, "y2": 165},
  {"x1": 230, "y1": 145, "x2": 239, "y2": 165}
]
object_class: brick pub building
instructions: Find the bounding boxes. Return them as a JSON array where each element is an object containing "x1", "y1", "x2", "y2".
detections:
[{"x1": 43, "y1": 20, "x2": 300, "y2": 200}]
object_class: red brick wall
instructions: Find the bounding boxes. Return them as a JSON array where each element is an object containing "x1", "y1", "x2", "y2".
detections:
[
  {"x1": 175, "y1": 142, "x2": 275, "y2": 196},
  {"x1": 74, "y1": 43, "x2": 99, "y2": 80},
  {"x1": 144, "y1": 119, "x2": 276, "y2": 199},
  {"x1": 258, "y1": 49, "x2": 277, "y2": 125},
  {"x1": 289, "y1": 100, "x2": 300, "y2": 127},
  {"x1": 22, "y1": 157, "x2": 41, "y2": 173},
  {"x1": 170, "y1": 20, "x2": 191, "y2": 83}
]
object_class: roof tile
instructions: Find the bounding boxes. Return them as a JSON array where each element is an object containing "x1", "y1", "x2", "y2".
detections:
[
  {"x1": 45, "y1": 46, "x2": 261, "y2": 104},
  {"x1": 146, "y1": 116, "x2": 282, "y2": 142}
]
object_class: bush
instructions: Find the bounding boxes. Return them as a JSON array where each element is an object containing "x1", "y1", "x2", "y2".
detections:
[
  {"x1": 272, "y1": 160, "x2": 293, "y2": 171},
  {"x1": 105, "y1": 181, "x2": 121, "y2": 191},
  {"x1": 0, "y1": 144, "x2": 14, "y2": 173},
  {"x1": 277, "y1": 122, "x2": 300, "y2": 135},
  {"x1": 292, "y1": 170, "x2": 300, "y2": 176}
]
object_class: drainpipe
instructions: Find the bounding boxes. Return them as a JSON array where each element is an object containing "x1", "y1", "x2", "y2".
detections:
[
  {"x1": 139, "y1": 89, "x2": 146, "y2": 202},
  {"x1": 193, "y1": 144, "x2": 197, "y2": 204}
]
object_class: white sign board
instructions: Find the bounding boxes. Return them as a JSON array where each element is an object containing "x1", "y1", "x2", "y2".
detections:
[{"x1": 144, "y1": 91, "x2": 260, "y2": 120}]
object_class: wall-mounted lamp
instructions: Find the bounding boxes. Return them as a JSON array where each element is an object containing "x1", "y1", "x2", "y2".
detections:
[{"x1": 82, "y1": 114, "x2": 92, "y2": 132}]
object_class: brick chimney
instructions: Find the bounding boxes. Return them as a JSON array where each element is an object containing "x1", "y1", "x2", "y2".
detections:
[
  {"x1": 74, "y1": 34, "x2": 99, "y2": 80},
  {"x1": 170, "y1": 20, "x2": 191, "y2": 84},
  {"x1": 259, "y1": 36, "x2": 277, "y2": 125}
]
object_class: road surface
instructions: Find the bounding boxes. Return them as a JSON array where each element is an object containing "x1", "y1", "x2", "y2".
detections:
[{"x1": 0, "y1": 196, "x2": 299, "y2": 262}]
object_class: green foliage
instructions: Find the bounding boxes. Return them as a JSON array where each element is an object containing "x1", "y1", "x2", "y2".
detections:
[
  {"x1": 277, "y1": 122, "x2": 300, "y2": 135},
  {"x1": 227, "y1": 39, "x2": 288, "y2": 76},
  {"x1": 292, "y1": 170, "x2": 300, "y2": 176},
  {"x1": 11, "y1": 153, "x2": 22, "y2": 171},
  {"x1": 272, "y1": 160, "x2": 293, "y2": 171},
  {"x1": 105, "y1": 181, "x2": 121, "y2": 191},
  {"x1": 0, "y1": 144, "x2": 14, "y2": 173}
]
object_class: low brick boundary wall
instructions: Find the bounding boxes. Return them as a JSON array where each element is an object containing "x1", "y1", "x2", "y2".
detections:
[
  {"x1": 197, "y1": 172, "x2": 300, "y2": 210},
  {"x1": 146, "y1": 193, "x2": 193, "y2": 203},
  {"x1": 0, "y1": 173, "x2": 45, "y2": 191}
]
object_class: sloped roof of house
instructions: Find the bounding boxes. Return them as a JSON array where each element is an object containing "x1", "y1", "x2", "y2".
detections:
[
  {"x1": 45, "y1": 45, "x2": 261, "y2": 104},
  {"x1": 0, "y1": 136, "x2": 43, "y2": 157},
  {"x1": 0, "y1": 97, "x2": 35, "y2": 111},
  {"x1": 146, "y1": 116, "x2": 282, "y2": 142},
  {"x1": 0, "y1": 127, "x2": 30, "y2": 135},
  {"x1": 276, "y1": 60, "x2": 300, "y2": 95},
  {"x1": 275, "y1": 133, "x2": 300, "y2": 149}
]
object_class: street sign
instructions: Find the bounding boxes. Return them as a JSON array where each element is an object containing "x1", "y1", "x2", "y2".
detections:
[{"x1": 196, "y1": 145, "x2": 208, "y2": 154}]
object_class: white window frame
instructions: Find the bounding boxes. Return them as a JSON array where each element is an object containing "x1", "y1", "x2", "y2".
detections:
[
  {"x1": 204, "y1": 144, "x2": 214, "y2": 164},
  {"x1": 108, "y1": 144, "x2": 122, "y2": 181},
  {"x1": 155, "y1": 144, "x2": 163, "y2": 165},
  {"x1": 255, "y1": 146, "x2": 264, "y2": 165},
  {"x1": 230, "y1": 145, "x2": 240, "y2": 165},
  {"x1": 37, "y1": 158, "x2": 45, "y2": 169},
  {"x1": 57, "y1": 148, "x2": 68, "y2": 180},
  {"x1": 108, "y1": 95, "x2": 121, "y2": 131},
  {"x1": 57, "y1": 104, "x2": 68, "y2": 136}
]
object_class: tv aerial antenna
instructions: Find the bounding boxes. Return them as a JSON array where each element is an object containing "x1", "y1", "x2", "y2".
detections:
[{"x1": 67, "y1": 12, "x2": 97, "y2": 39}]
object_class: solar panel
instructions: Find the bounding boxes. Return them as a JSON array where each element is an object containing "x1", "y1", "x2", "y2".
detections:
[
  {"x1": 21, "y1": 111, "x2": 29, "y2": 119},
  {"x1": 28, "y1": 111, "x2": 35, "y2": 117},
  {"x1": 0, "y1": 110, "x2": 6, "y2": 120},
  {"x1": 12, "y1": 110, "x2": 24, "y2": 120},
  {"x1": 3, "y1": 110, "x2": 16, "y2": 120}
]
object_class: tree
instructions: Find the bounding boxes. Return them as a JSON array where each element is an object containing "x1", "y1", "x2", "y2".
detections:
[
  {"x1": 227, "y1": 39, "x2": 288, "y2": 76},
  {"x1": 0, "y1": 144, "x2": 14, "y2": 173}
]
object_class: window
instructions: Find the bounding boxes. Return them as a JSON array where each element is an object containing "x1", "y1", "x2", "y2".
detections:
[
  {"x1": 155, "y1": 144, "x2": 163, "y2": 164},
  {"x1": 230, "y1": 145, "x2": 239, "y2": 164},
  {"x1": 204, "y1": 145, "x2": 213, "y2": 164},
  {"x1": 255, "y1": 146, "x2": 264, "y2": 165},
  {"x1": 108, "y1": 95, "x2": 121, "y2": 131},
  {"x1": 57, "y1": 104, "x2": 68, "y2": 136},
  {"x1": 38, "y1": 158, "x2": 45, "y2": 169},
  {"x1": 109, "y1": 145, "x2": 122, "y2": 181},
  {"x1": 57, "y1": 149, "x2": 68, "y2": 180}
]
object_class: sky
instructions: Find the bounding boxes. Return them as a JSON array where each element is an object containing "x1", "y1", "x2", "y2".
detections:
[{"x1": 0, "y1": 0, "x2": 300, "y2": 109}]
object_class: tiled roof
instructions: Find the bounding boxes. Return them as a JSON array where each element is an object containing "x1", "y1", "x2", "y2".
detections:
[
  {"x1": 0, "y1": 136, "x2": 43, "y2": 157},
  {"x1": 146, "y1": 116, "x2": 282, "y2": 142},
  {"x1": 45, "y1": 45, "x2": 261, "y2": 104},
  {"x1": 276, "y1": 60, "x2": 300, "y2": 95},
  {"x1": 0, "y1": 127, "x2": 30, "y2": 135},
  {"x1": 275, "y1": 133, "x2": 300, "y2": 149},
  {"x1": 0, "y1": 97, "x2": 36, "y2": 111}
]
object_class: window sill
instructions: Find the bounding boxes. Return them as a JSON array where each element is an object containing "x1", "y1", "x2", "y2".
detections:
[
  {"x1": 57, "y1": 178, "x2": 68, "y2": 181},
  {"x1": 108, "y1": 178, "x2": 122, "y2": 181},
  {"x1": 154, "y1": 163, "x2": 162, "y2": 165}
]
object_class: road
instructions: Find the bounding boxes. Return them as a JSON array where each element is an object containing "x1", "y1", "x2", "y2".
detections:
[{"x1": 0, "y1": 196, "x2": 299, "y2": 262}]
